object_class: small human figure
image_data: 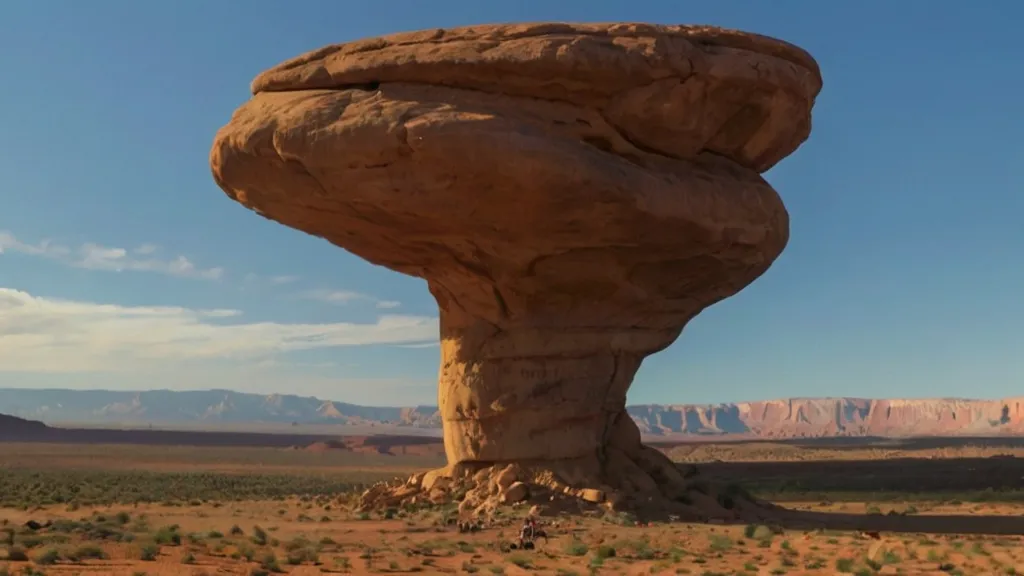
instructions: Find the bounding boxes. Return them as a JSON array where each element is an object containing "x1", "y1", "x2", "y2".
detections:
[
  {"x1": 520, "y1": 518, "x2": 533, "y2": 540},
  {"x1": 517, "y1": 517, "x2": 538, "y2": 548}
]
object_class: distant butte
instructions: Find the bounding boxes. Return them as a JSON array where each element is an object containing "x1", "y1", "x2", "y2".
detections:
[
  {"x1": 0, "y1": 412, "x2": 49, "y2": 440},
  {"x1": 210, "y1": 22, "x2": 822, "y2": 520}
]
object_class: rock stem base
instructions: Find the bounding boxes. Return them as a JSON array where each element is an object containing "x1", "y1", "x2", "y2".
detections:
[{"x1": 358, "y1": 412, "x2": 779, "y2": 522}]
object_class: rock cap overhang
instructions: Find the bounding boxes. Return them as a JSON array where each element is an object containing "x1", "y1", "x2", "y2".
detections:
[
  {"x1": 247, "y1": 22, "x2": 822, "y2": 174},
  {"x1": 252, "y1": 23, "x2": 823, "y2": 94}
]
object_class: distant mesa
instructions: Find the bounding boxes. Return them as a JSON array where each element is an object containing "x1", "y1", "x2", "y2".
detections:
[
  {"x1": 628, "y1": 397, "x2": 1024, "y2": 438},
  {"x1": 0, "y1": 388, "x2": 442, "y2": 428},
  {"x1": 3, "y1": 389, "x2": 1024, "y2": 441},
  {"x1": 0, "y1": 412, "x2": 49, "y2": 440}
]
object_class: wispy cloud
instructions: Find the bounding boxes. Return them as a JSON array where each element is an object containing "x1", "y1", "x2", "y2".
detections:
[
  {"x1": 0, "y1": 232, "x2": 69, "y2": 257},
  {"x1": 395, "y1": 342, "x2": 440, "y2": 349},
  {"x1": 1, "y1": 231, "x2": 222, "y2": 281},
  {"x1": 77, "y1": 243, "x2": 224, "y2": 280},
  {"x1": 0, "y1": 287, "x2": 438, "y2": 374},
  {"x1": 302, "y1": 289, "x2": 401, "y2": 310},
  {"x1": 242, "y1": 273, "x2": 300, "y2": 286},
  {"x1": 2, "y1": 233, "x2": 400, "y2": 310},
  {"x1": 303, "y1": 289, "x2": 366, "y2": 304}
]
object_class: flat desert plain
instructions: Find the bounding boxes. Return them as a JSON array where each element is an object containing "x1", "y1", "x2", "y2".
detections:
[{"x1": 2, "y1": 435, "x2": 1024, "y2": 575}]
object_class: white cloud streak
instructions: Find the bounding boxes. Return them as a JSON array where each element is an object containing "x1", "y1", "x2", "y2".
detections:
[
  {"x1": 395, "y1": 342, "x2": 441, "y2": 349},
  {"x1": 0, "y1": 287, "x2": 438, "y2": 374},
  {"x1": 302, "y1": 289, "x2": 402, "y2": 310},
  {"x1": 3, "y1": 232, "x2": 399, "y2": 314},
  {"x1": 241, "y1": 273, "x2": 301, "y2": 286},
  {"x1": 0, "y1": 231, "x2": 222, "y2": 281}
]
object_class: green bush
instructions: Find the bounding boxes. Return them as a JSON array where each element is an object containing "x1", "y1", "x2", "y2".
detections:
[
  {"x1": 139, "y1": 543, "x2": 159, "y2": 561},
  {"x1": 34, "y1": 548, "x2": 60, "y2": 565}
]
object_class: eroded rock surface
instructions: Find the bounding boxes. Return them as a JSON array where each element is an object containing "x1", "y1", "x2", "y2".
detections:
[{"x1": 210, "y1": 22, "x2": 822, "y2": 520}]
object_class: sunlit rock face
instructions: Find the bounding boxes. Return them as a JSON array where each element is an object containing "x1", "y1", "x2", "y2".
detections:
[{"x1": 210, "y1": 22, "x2": 822, "y2": 519}]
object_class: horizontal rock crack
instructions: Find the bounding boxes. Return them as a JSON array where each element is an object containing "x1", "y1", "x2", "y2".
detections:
[{"x1": 257, "y1": 78, "x2": 772, "y2": 171}]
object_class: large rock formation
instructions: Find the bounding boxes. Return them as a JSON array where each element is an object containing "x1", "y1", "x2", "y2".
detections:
[{"x1": 210, "y1": 23, "x2": 822, "y2": 519}]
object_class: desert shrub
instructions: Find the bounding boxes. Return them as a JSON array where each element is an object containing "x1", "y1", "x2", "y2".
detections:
[
  {"x1": 153, "y1": 526, "x2": 181, "y2": 546},
  {"x1": 239, "y1": 545, "x2": 256, "y2": 561},
  {"x1": 595, "y1": 545, "x2": 616, "y2": 559},
  {"x1": 16, "y1": 535, "x2": 42, "y2": 550},
  {"x1": 138, "y1": 543, "x2": 159, "y2": 561},
  {"x1": 508, "y1": 553, "x2": 532, "y2": 569},
  {"x1": 709, "y1": 535, "x2": 733, "y2": 551},
  {"x1": 282, "y1": 537, "x2": 312, "y2": 552},
  {"x1": 34, "y1": 548, "x2": 59, "y2": 565},
  {"x1": 285, "y1": 547, "x2": 318, "y2": 565},
  {"x1": 251, "y1": 525, "x2": 268, "y2": 546},
  {"x1": 835, "y1": 557, "x2": 855, "y2": 573},
  {"x1": 564, "y1": 539, "x2": 588, "y2": 556},
  {"x1": 72, "y1": 545, "x2": 107, "y2": 560},
  {"x1": 260, "y1": 552, "x2": 282, "y2": 572}
]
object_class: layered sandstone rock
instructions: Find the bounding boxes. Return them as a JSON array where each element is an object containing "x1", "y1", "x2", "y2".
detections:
[
  {"x1": 630, "y1": 397, "x2": 1024, "y2": 438},
  {"x1": 210, "y1": 23, "x2": 822, "y2": 519}
]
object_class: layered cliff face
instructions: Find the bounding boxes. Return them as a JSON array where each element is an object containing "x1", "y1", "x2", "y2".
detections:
[
  {"x1": 629, "y1": 397, "x2": 1024, "y2": 438},
  {"x1": 0, "y1": 389, "x2": 443, "y2": 427},
  {"x1": 6, "y1": 388, "x2": 1022, "y2": 439}
]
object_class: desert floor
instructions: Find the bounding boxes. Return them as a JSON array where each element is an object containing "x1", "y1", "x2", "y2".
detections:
[{"x1": 1, "y1": 437, "x2": 1024, "y2": 575}]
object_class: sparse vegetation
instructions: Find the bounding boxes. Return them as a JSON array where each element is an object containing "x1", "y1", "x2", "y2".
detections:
[
  {"x1": 138, "y1": 543, "x2": 159, "y2": 561},
  {"x1": 564, "y1": 539, "x2": 588, "y2": 556},
  {"x1": 0, "y1": 438, "x2": 1017, "y2": 573},
  {"x1": 0, "y1": 468, "x2": 388, "y2": 508}
]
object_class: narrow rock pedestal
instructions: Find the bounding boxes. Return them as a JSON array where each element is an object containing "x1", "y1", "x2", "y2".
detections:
[{"x1": 356, "y1": 314, "x2": 777, "y2": 521}]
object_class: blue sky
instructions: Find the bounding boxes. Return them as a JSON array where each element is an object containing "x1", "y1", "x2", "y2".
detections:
[{"x1": 1, "y1": 1, "x2": 1022, "y2": 406}]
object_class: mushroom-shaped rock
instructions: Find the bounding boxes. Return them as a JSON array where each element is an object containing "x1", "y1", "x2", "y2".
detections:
[{"x1": 211, "y1": 22, "x2": 822, "y2": 518}]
